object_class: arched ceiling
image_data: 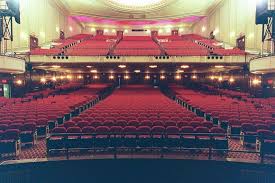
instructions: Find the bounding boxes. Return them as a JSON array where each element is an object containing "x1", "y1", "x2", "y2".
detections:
[{"x1": 57, "y1": 0, "x2": 223, "y2": 26}]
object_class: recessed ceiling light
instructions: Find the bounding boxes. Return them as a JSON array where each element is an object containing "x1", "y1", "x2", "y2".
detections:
[
  {"x1": 90, "y1": 69, "x2": 98, "y2": 73},
  {"x1": 52, "y1": 65, "x2": 61, "y2": 68},
  {"x1": 181, "y1": 65, "x2": 189, "y2": 69},
  {"x1": 118, "y1": 65, "x2": 126, "y2": 69},
  {"x1": 110, "y1": 0, "x2": 163, "y2": 7},
  {"x1": 149, "y1": 65, "x2": 158, "y2": 69},
  {"x1": 134, "y1": 70, "x2": 141, "y2": 73},
  {"x1": 215, "y1": 65, "x2": 224, "y2": 68},
  {"x1": 176, "y1": 70, "x2": 184, "y2": 73},
  {"x1": 86, "y1": 66, "x2": 93, "y2": 68}
]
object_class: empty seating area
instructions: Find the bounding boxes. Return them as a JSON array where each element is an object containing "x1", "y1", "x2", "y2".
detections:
[
  {"x1": 113, "y1": 36, "x2": 161, "y2": 56},
  {"x1": 47, "y1": 85, "x2": 228, "y2": 154},
  {"x1": 30, "y1": 34, "x2": 93, "y2": 56},
  {"x1": 0, "y1": 84, "x2": 110, "y2": 157},
  {"x1": 66, "y1": 35, "x2": 117, "y2": 56},
  {"x1": 29, "y1": 34, "x2": 247, "y2": 56},
  {"x1": 170, "y1": 85, "x2": 275, "y2": 152},
  {"x1": 157, "y1": 35, "x2": 209, "y2": 56}
]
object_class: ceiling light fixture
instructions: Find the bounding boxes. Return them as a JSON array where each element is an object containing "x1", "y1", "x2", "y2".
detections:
[
  {"x1": 149, "y1": 65, "x2": 158, "y2": 69},
  {"x1": 181, "y1": 65, "x2": 189, "y2": 69},
  {"x1": 118, "y1": 65, "x2": 126, "y2": 69}
]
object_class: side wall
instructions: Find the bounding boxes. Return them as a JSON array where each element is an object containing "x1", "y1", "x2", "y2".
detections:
[
  {"x1": 192, "y1": 0, "x2": 270, "y2": 52},
  {"x1": 6, "y1": 0, "x2": 83, "y2": 51}
]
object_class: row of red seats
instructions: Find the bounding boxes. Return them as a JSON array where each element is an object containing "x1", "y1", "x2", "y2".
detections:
[{"x1": 60, "y1": 120, "x2": 214, "y2": 129}]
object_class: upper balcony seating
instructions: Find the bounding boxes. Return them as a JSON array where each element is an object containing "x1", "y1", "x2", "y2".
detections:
[
  {"x1": 30, "y1": 34, "x2": 246, "y2": 56},
  {"x1": 66, "y1": 35, "x2": 117, "y2": 56},
  {"x1": 113, "y1": 36, "x2": 161, "y2": 56},
  {"x1": 156, "y1": 35, "x2": 209, "y2": 56}
]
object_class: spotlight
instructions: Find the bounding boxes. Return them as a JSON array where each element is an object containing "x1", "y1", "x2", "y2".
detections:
[
  {"x1": 210, "y1": 75, "x2": 215, "y2": 80},
  {"x1": 15, "y1": 79, "x2": 23, "y2": 85},
  {"x1": 252, "y1": 78, "x2": 261, "y2": 86},
  {"x1": 109, "y1": 75, "x2": 115, "y2": 80},
  {"x1": 160, "y1": 75, "x2": 166, "y2": 80},
  {"x1": 40, "y1": 77, "x2": 46, "y2": 83},
  {"x1": 51, "y1": 77, "x2": 57, "y2": 82},
  {"x1": 145, "y1": 75, "x2": 150, "y2": 80},
  {"x1": 66, "y1": 75, "x2": 72, "y2": 80},
  {"x1": 229, "y1": 77, "x2": 235, "y2": 83},
  {"x1": 175, "y1": 75, "x2": 181, "y2": 80},
  {"x1": 93, "y1": 75, "x2": 99, "y2": 80},
  {"x1": 191, "y1": 75, "x2": 198, "y2": 80}
]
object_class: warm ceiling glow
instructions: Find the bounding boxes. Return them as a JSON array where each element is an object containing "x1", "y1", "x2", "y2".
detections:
[
  {"x1": 118, "y1": 65, "x2": 126, "y2": 69},
  {"x1": 111, "y1": 0, "x2": 162, "y2": 7},
  {"x1": 149, "y1": 65, "x2": 158, "y2": 69}
]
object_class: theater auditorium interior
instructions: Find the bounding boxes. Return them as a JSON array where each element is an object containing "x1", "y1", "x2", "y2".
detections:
[{"x1": 0, "y1": 0, "x2": 275, "y2": 182}]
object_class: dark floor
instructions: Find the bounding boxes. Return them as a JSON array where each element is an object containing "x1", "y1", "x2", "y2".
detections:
[{"x1": 1, "y1": 138, "x2": 275, "y2": 165}]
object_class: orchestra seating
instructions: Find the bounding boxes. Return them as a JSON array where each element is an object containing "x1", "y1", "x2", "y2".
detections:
[
  {"x1": 170, "y1": 85, "x2": 275, "y2": 148},
  {"x1": 0, "y1": 84, "x2": 110, "y2": 156},
  {"x1": 47, "y1": 85, "x2": 228, "y2": 154}
]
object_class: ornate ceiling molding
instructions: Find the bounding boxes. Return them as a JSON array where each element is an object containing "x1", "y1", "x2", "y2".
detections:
[{"x1": 103, "y1": 0, "x2": 177, "y2": 13}]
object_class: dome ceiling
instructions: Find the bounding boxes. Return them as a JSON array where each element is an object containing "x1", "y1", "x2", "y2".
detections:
[{"x1": 57, "y1": 0, "x2": 222, "y2": 26}]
